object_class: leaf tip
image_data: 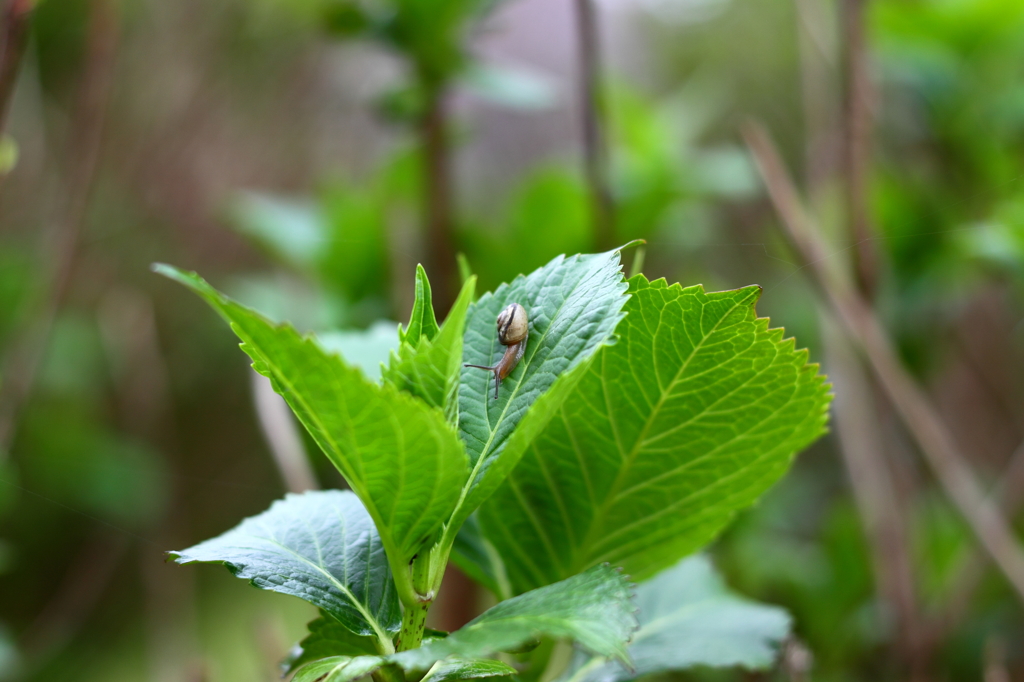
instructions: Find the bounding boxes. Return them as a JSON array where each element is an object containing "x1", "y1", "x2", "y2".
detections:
[{"x1": 614, "y1": 239, "x2": 646, "y2": 253}]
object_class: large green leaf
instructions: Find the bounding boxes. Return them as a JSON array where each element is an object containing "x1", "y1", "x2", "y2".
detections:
[
  {"x1": 292, "y1": 564, "x2": 637, "y2": 681},
  {"x1": 155, "y1": 265, "x2": 469, "y2": 574},
  {"x1": 478, "y1": 276, "x2": 831, "y2": 593},
  {"x1": 563, "y1": 556, "x2": 791, "y2": 682},
  {"x1": 170, "y1": 491, "x2": 399, "y2": 645},
  {"x1": 383, "y1": 270, "x2": 476, "y2": 423},
  {"x1": 454, "y1": 249, "x2": 630, "y2": 524}
]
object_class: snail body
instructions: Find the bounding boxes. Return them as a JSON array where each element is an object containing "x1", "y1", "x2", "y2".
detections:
[{"x1": 465, "y1": 303, "x2": 528, "y2": 400}]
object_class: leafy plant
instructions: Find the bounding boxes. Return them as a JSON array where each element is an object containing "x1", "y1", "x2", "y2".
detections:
[{"x1": 155, "y1": 247, "x2": 830, "y2": 681}]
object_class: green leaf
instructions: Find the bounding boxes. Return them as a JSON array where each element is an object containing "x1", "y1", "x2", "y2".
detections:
[
  {"x1": 421, "y1": 657, "x2": 518, "y2": 682},
  {"x1": 293, "y1": 655, "x2": 395, "y2": 682},
  {"x1": 450, "y1": 514, "x2": 510, "y2": 599},
  {"x1": 170, "y1": 491, "x2": 399, "y2": 645},
  {"x1": 462, "y1": 63, "x2": 557, "y2": 111},
  {"x1": 0, "y1": 135, "x2": 19, "y2": 175},
  {"x1": 316, "y1": 321, "x2": 400, "y2": 383},
  {"x1": 564, "y1": 556, "x2": 791, "y2": 682},
  {"x1": 293, "y1": 565, "x2": 636, "y2": 682},
  {"x1": 229, "y1": 192, "x2": 326, "y2": 271},
  {"x1": 478, "y1": 276, "x2": 831, "y2": 593},
  {"x1": 394, "y1": 563, "x2": 637, "y2": 670},
  {"x1": 383, "y1": 274, "x2": 477, "y2": 422},
  {"x1": 454, "y1": 249, "x2": 629, "y2": 525},
  {"x1": 0, "y1": 623, "x2": 18, "y2": 676},
  {"x1": 401, "y1": 264, "x2": 441, "y2": 345},
  {"x1": 284, "y1": 611, "x2": 381, "y2": 675},
  {"x1": 154, "y1": 265, "x2": 469, "y2": 578}
]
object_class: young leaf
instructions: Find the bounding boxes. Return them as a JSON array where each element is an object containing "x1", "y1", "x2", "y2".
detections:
[
  {"x1": 284, "y1": 611, "x2": 381, "y2": 675},
  {"x1": 154, "y1": 265, "x2": 469, "y2": 574},
  {"x1": 383, "y1": 274, "x2": 477, "y2": 422},
  {"x1": 455, "y1": 249, "x2": 629, "y2": 525},
  {"x1": 563, "y1": 556, "x2": 791, "y2": 682},
  {"x1": 170, "y1": 491, "x2": 399, "y2": 644},
  {"x1": 478, "y1": 276, "x2": 831, "y2": 593},
  {"x1": 393, "y1": 563, "x2": 637, "y2": 670},
  {"x1": 401, "y1": 264, "x2": 441, "y2": 345},
  {"x1": 421, "y1": 657, "x2": 518, "y2": 682}
]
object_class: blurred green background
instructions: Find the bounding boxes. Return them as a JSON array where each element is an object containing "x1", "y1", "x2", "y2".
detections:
[{"x1": 2, "y1": 0, "x2": 1024, "y2": 680}]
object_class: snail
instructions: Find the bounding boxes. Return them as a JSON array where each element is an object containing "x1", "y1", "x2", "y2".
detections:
[{"x1": 465, "y1": 303, "x2": 528, "y2": 400}]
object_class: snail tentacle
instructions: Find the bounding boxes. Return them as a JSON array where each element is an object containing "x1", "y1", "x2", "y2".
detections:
[{"x1": 464, "y1": 303, "x2": 529, "y2": 400}]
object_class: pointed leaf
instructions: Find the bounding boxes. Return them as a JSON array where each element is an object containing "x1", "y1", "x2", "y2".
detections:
[
  {"x1": 421, "y1": 658, "x2": 518, "y2": 682},
  {"x1": 170, "y1": 491, "x2": 399, "y2": 643},
  {"x1": 455, "y1": 250, "x2": 629, "y2": 522},
  {"x1": 383, "y1": 275, "x2": 477, "y2": 422},
  {"x1": 401, "y1": 264, "x2": 441, "y2": 345},
  {"x1": 564, "y1": 556, "x2": 790, "y2": 682},
  {"x1": 394, "y1": 564, "x2": 637, "y2": 670},
  {"x1": 479, "y1": 276, "x2": 831, "y2": 593},
  {"x1": 154, "y1": 265, "x2": 469, "y2": 569}
]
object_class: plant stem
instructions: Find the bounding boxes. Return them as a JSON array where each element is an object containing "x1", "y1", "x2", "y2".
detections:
[
  {"x1": 251, "y1": 371, "x2": 318, "y2": 493},
  {"x1": 420, "y1": 86, "x2": 457, "y2": 313},
  {"x1": 397, "y1": 601, "x2": 430, "y2": 652},
  {"x1": 840, "y1": 0, "x2": 879, "y2": 298},
  {"x1": 0, "y1": 0, "x2": 119, "y2": 457},
  {"x1": 574, "y1": 0, "x2": 614, "y2": 250},
  {"x1": 0, "y1": 0, "x2": 32, "y2": 138},
  {"x1": 744, "y1": 119, "x2": 1024, "y2": 606}
]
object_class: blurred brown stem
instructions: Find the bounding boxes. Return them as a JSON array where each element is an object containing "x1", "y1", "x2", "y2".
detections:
[
  {"x1": 574, "y1": 0, "x2": 614, "y2": 250},
  {"x1": 0, "y1": 0, "x2": 118, "y2": 456},
  {"x1": 794, "y1": 0, "x2": 838, "y2": 193},
  {"x1": 823, "y1": 320, "x2": 926, "y2": 671},
  {"x1": 420, "y1": 88, "x2": 456, "y2": 313},
  {"x1": 0, "y1": 0, "x2": 32, "y2": 137},
  {"x1": 840, "y1": 0, "x2": 880, "y2": 297},
  {"x1": 797, "y1": 2, "x2": 925, "y2": 667},
  {"x1": 251, "y1": 370, "x2": 318, "y2": 494},
  {"x1": 743, "y1": 119, "x2": 1024, "y2": 605},
  {"x1": 931, "y1": 438, "x2": 1024, "y2": 638},
  {"x1": 20, "y1": 530, "x2": 130, "y2": 666}
]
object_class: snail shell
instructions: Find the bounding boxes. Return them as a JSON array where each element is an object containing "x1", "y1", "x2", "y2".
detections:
[
  {"x1": 497, "y1": 303, "x2": 528, "y2": 345},
  {"x1": 465, "y1": 303, "x2": 529, "y2": 400}
]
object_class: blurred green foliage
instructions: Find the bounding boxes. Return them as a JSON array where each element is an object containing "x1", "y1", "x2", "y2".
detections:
[{"x1": 2, "y1": 0, "x2": 1024, "y2": 680}]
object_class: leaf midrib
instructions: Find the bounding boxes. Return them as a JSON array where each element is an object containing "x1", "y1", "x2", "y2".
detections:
[
  {"x1": 247, "y1": 324, "x2": 446, "y2": 559},
  {"x1": 608, "y1": 335, "x2": 786, "y2": 503},
  {"x1": 256, "y1": 535, "x2": 390, "y2": 644},
  {"x1": 590, "y1": 393, "x2": 820, "y2": 564},
  {"x1": 571, "y1": 291, "x2": 755, "y2": 573},
  {"x1": 452, "y1": 259, "x2": 613, "y2": 530}
]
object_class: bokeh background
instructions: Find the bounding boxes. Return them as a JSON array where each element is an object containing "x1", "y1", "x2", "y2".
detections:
[{"x1": 2, "y1": 0, "x2": 1024, "y2": 680}]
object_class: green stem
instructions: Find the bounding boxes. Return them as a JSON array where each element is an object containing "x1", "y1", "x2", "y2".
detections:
[{"x1": 397, "y1": 601, "x2": 431, "y2": 652}]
